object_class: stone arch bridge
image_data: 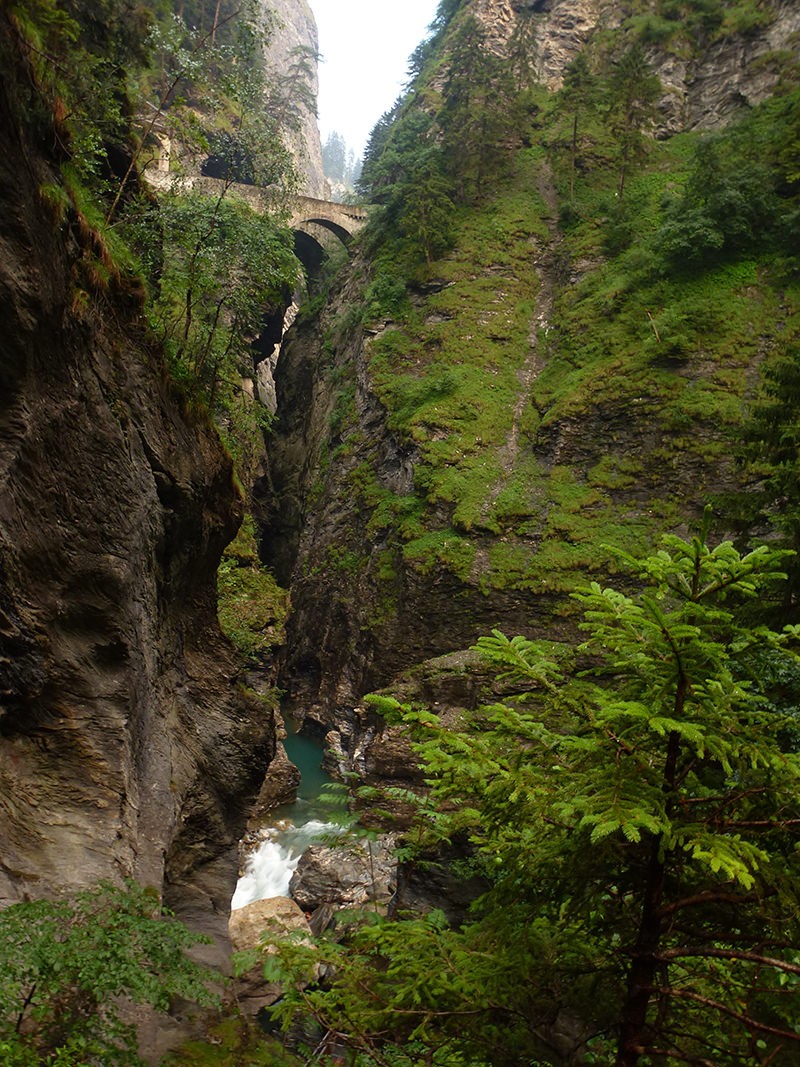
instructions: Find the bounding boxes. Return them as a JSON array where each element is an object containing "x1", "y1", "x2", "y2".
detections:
[
  {"x1": 145, "y1": 169, "x2": 367, "y2": 247},
  {"x1": 291, "y1": 194, "x2": 368, "y2": 244}
]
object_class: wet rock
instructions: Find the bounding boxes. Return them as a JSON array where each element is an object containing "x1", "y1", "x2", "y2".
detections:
[
  {"x1": 253, "y1": 740, "x2": 301, "y2": 816},
  {"x1": 290, "y1": 836, "x2": 397, "y2": 912}
]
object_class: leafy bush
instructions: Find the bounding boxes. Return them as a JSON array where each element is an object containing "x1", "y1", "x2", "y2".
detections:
[{"x1": 0, "y1": 881, "x2": 219, "y2": 1066}]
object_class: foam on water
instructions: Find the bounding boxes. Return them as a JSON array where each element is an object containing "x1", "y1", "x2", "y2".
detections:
[
  {"x1": 231, "y1": 818, "x2": 341, "y2": 911},
  {"x1": 231, "y1": 719, "x2": 343, "y2": 911}
]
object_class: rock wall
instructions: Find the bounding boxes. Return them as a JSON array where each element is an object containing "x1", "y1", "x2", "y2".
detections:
[
  {"x1": 485, "y1": 0, "x2": 800, "y2": 133},
  {"x1": 262, "y1": 0, "x2": 328, "y2": 198},
  {"x1": 0, "y1": 27, "x2": 273, "y2": 949}
]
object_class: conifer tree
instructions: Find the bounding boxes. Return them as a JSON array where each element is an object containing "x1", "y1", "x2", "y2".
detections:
[
  {"x1": 560, "y1": 52, "x2": 595, "y2": 199},
  {"x1": 264, "y1": 524, "x2": 800, "y2": 1067},
  {"x1": 397, "y1": 149, "x2": 456, "y2": 265},
  {"x1": 439, "y1": 15, "x2": 518, "y2": 204},
  {"x1": 607, "y1": 44, "x2": 660, "y2": 197},
  {"x1": 739, "y1": 343, "x2": 800, "y2": 621}
]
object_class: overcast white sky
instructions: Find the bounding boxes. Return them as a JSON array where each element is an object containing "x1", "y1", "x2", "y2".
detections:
[{"x1": 310, "y1": 0, "x2": 441, "y2": 160}]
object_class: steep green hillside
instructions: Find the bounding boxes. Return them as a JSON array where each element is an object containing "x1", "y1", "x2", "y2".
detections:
[
  {"x1": 357, "y1": 0, "x2": 799, "y2": 596},
  {"x1": 267, "y1": 0, "x2": 800, "y2": 722}
]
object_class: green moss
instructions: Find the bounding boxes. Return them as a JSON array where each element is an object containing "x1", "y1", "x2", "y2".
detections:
[
  {"x1": 328, "y1": 382, "x2": 357, "y2": 436},
  {"x1": 402, "y1": 529, "x2": 476, "y2": 580},
  {"x1": 305, "y1": 544, "x2": 367, "y2": 580},
  {"x1": 588, "y1": 455, "x2": 642, "y2": 491},
  {"x1": 482, "y1": 541, "x2": 538, "y2": 592},
  {"x1": 217, "y1": 516, "x2": 288, "y2": 661}
]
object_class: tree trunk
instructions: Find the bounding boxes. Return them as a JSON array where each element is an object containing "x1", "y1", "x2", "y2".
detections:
[
  {"x1": 211, "y1": 0, "x2": 223, "y2": 46},
  {"x1": 570, "y1": 112, "x2": 578, "y2": 199},
  {"x1": 616, "y1": 674, "x2": 685, "y2": 1066},
  {"x1": 615, "y1": 832, "x2": 667, "y2": 1066}
]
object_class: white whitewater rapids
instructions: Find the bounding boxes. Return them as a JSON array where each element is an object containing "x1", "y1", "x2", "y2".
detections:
[
  {"x1": 231, "y1": 816, "x2": 340, "y2": 910},
  {"x1": 231, "y1": 723, "x2": 343, "y2": 912}
]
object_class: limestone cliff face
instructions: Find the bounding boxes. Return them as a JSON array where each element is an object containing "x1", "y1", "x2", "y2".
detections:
[
  {"x1": 0, "y1": 30, "x2": 273, "y2": 936},
  {"x1": 261, "y1": 0, "x2": 328, "y2": 197},
  {"x1": 486, "y1": 0, "x2": 800, "y2": 133}
]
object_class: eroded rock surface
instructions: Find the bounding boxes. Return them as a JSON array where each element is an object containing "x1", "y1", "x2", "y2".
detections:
[
  {"x1": 229, "y1": 895, "x2": 312, "y2": 1013},
  {"x1": 289, "y1": 836, "x2": 397, "y2": 912},
  {"x1": 0, "y1": 30, "x2": 274, "y2": 949}
]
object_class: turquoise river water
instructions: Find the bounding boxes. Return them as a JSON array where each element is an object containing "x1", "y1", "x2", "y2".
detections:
[{"x1": 230, "y1": 722, "x2": 342, "y2": 909}]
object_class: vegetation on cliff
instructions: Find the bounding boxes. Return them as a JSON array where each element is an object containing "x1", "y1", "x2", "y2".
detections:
[
  {"x1": 0, "y1": 3, "x2": 295, "y2": 1062},
  {"x1": 5, "y1": 0, "x2": 302, "y2": 674},
  {"x1": 4, "y1": 0, "x2": 800, "y2": 1062},
  {"x1": 5, "y1": 0, "x2": 301, "y2": 472}
]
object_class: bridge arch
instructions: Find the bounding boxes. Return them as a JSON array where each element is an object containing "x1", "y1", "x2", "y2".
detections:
[
  {"x1": 296, "y1": 215, "x2": 352, "y2": 246},
  {"x1": 288, "y1": 196, "x2": 368, "y2": 246}
]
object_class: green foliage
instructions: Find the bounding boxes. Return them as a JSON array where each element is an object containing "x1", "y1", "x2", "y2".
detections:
[
  {"x1": 129, "y1": 190, "x2": 299, "y2": 476},
  {"x1": 0, "y1": 881, "x2": 219, "y2": 1066},
  {"x1": 606, "y1": 44, "x2": 661, "y2": 197},
  {"x1": 264, "y1": 528, "x2": 800, "y2": 1066},
  {"x1": 345, "y1": 17, "x2": 799, "y2": 609},
  {"x1": 321, "y1": 130, "x2": 361, "y2": 188},
  {"x1": 161, "y1": 1016, "x2": 302, "y2": 1066},
  {"x1": 438, "y1": 15, "x2": 522, "y2": 205},
  {"x1": 736, "y1": 341, "x2": 800, "y2": 619},
  {"x1": 397, "y1": 150, "x2": 457, "y2": 266},
  {"x1": 217, "y1": 515, "x2": 288, "y2": 660},
  {"x1": 658, "y1": 148, "x2": 782, "y2": 269},
  {"x1": 556, "y1": 51, "x2": 602, "y2": 199},
  {"x1": 9, "y1": 0, "x2": 153, "y2": 186}
]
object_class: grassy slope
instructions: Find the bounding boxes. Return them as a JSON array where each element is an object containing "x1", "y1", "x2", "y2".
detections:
[{"x1": 346, "y1": 126, "x2": 798, "y2": 616}]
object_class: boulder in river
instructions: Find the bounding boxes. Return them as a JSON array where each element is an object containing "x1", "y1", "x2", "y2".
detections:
[
  {"x1": 228, "y1": 896, "x2": 313, "y2": 1015},
  {"x1": 289, "y1": 835, "x2": 397, "y2": 912}
]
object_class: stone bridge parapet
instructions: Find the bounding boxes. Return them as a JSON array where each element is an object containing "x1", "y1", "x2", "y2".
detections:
[{"x1": 144, "y1": 170, "x2": 367, "y2": 244}]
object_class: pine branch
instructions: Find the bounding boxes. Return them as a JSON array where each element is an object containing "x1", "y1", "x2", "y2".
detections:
[
  {"x1": 650, "y1": 986, "x2": 800, "y2": 1043},
  {"x1": 658, "y1": 890, "x2": 759, "y2": 917},
  {"x1": 657, "y1": 946, "x2": 800, "y2": 975}
]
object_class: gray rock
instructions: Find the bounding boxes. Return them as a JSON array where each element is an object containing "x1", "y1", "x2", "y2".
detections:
[{"x1": 290, "y1": 836, "x2": 397, "y2": 912}]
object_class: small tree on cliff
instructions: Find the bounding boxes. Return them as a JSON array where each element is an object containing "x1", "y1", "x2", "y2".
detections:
[
  {"x1": 559, "y1": 51, "x2": 597, "y2": 199},
  {"x1": 607, "y1": 44, "x2": 660, "y2": 197},
  {"x1": 0, "y1": 881, "x2": 219, "y2": 1066},
  {"x1": 264, "y1": 521, "x2": 800, "y2": 1066}
]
